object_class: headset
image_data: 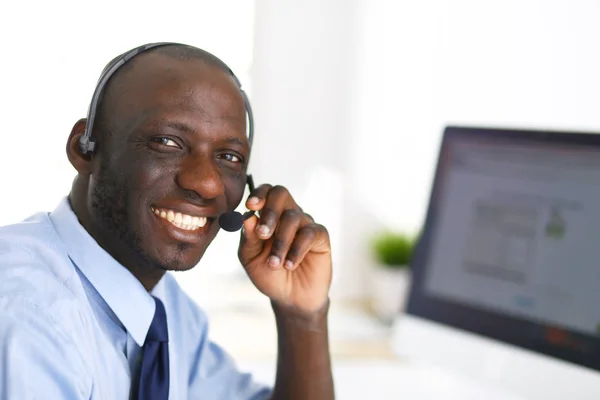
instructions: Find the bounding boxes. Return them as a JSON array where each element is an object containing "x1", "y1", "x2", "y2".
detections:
[{"x1": 79, "y1": 42, "x2": 255, "y2": 232}]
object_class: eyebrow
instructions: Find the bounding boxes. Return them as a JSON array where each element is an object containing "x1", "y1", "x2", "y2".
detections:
[
  {"x1": 156, "y1": 120, "x2": 195, "y2": 134},
  {"x1": 221, "y1": 137, "x2": 249, "y2": 148}
]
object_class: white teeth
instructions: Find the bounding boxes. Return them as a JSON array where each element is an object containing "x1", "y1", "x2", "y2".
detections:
[{"x1": 152, "y1": 207, "x2": 208, "y2": 231}]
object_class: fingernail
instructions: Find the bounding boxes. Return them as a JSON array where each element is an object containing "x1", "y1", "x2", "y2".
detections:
[
  {"x1": 284, "y1": 260, "x2": 294, "y2": 270},
  {"x1": 257, "y1": 225, "x2": 270, "y2": 237},
  {"x1": 247, "y1": 196, "x2": 260, "y2": 205},
  {"x1": 268, "y1": 255, "x2": 281, "y2": 267}
]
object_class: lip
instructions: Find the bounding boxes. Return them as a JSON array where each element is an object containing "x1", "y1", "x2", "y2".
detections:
[{"x1": 149, "y1": 203, "x2": 218, "y2": 243}]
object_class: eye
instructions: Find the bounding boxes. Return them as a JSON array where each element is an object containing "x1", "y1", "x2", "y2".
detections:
[
  {"x1": 218, "y1": 153, "x2": 242, "y2": 164},
  {"x1": 151, "y1": 137, "x2": 181, "y2": 148}
]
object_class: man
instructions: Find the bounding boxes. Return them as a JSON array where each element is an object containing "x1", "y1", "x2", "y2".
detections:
[{"x1": 0, "y1": 43, "x2": 334, "y2": 399}]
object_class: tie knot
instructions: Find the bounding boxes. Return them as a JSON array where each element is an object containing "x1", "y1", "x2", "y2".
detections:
[{"x1": 147, "y1": 297, "x2": 169, "y2": 342}]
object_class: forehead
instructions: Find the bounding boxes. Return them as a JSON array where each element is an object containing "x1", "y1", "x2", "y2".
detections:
[{"x1": 104, "y1": 53, "x2": 248, "y2": 143}]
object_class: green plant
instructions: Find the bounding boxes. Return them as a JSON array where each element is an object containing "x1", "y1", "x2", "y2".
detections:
[{"x1": 371, "y1": 231, "x2": 415, "y2": 269}]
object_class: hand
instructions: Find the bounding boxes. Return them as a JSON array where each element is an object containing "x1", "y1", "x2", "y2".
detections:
[{"x1": 238, "y1": 184, "x2": 332, "y2": 315}]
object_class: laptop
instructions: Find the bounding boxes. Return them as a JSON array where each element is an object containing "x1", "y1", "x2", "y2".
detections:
[{"x1": 392, "y1": 126, "x2": 600, "y2": 399}]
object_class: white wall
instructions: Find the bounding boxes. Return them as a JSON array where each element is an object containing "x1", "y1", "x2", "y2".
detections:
[
  {"x1": 250, "y1": 0, "x2": 367, "y2": 299},
  {"x1": 356, "y1": 0, "x2": 600, "y2": 232},
  {"x1": 250, "y1": 0, "x2": 600, "y2": 300}
]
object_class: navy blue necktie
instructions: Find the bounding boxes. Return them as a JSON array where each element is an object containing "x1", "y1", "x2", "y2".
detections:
[{"x1": 137, "y1": 297, "x2": 170, "y2": 400}]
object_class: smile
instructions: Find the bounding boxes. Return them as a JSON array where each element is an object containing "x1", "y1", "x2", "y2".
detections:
[{"x1": 151, "y1": 207, "x2": 208, "y2": 231}]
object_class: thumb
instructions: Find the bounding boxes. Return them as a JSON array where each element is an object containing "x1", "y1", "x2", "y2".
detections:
[{"x1": 238, "y1": 214, "x2": 265, "y2": 264}]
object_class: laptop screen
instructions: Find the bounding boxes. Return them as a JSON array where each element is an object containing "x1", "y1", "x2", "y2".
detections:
[{"x1": 407, "y1": 126, "x2": 600, "y2": 372}]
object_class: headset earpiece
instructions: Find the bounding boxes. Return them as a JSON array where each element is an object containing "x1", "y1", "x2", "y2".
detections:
[{"x1": 79, "y1": 135, "x2": 96, "y2": 155}]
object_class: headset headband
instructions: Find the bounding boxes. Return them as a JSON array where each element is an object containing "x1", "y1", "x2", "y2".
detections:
[{"x1": 79, "y1": 42, "x2": 254, "y2": 158}]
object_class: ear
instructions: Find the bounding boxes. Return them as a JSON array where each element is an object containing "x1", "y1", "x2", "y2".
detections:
[{"x1": 66, "y1": 118, "x2": 93, "y2": 175}]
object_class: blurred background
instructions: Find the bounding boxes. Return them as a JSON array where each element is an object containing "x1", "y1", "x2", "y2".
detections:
[{"x1": 1, "y1": 0, "x2": 600, "y2": 398}]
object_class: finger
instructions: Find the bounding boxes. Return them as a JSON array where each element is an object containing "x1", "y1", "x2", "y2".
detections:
[
  {"x1": 238, "y1": 214, "x2": 265, "y2": 266},
  {"x1": 284, "y1": 224, "x2": 330, "y2": 271},
  {"x1": 267, "y1": 209, "x2": 304, "y2": 269},
  {"x1": 254, "y1": 185, "x2": 294, "y2": 240},
  {"x1": 245, "y1": 184, "x2": 272, "y2": 211}
]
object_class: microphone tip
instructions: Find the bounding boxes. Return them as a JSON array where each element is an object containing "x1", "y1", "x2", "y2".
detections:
[{"x1": 218, "y1": 211, "x2": 244, "y2": 232}]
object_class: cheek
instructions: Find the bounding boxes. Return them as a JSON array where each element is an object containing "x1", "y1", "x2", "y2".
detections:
[
  {"x1": 124, "y1": 158, "x2": 172, "y2": 204},
  {"x1": 224, "y1": 173, "x2": 247, "y2": 209},
  {"x1": 139, "y1": 162, "x2": 168, "y2": 186}
]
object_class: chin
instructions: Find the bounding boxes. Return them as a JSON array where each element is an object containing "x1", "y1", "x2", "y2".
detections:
[
  {"x1": 162, "y1": 263, "x2": 198, "y2": 273},
  {"x1": 145, "y1": 242, "x2": 210, "y2": 273}
]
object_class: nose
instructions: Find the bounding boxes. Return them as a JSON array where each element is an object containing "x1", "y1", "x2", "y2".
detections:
[{"x1": 175, "y1": 152, "x2": 225, "y2": 201}]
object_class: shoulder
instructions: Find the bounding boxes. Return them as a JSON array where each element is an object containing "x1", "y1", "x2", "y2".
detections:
[
  {"x1": 0, "y1": 217, "x2": 95, "y2": 396},
  {"x1": 0, "y1": 213, "x2": 85, "y2": 340},
  {"x1": 0, "y1": 211, "x2": 70, "y2": 272}
]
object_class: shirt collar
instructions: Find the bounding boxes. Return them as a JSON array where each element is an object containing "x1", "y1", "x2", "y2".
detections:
[{"x1": 49, "y1": 197, "x2": 156, "y2": 346}]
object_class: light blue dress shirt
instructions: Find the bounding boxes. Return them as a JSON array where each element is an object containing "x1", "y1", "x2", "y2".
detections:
[{"x1": 0, "y1": 198, "x2": 272, "y2": 399}]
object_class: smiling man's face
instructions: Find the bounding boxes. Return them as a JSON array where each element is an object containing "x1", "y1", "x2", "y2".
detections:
[{"x1": 77, "y1": 51, "x2": 249, "y2": 276}]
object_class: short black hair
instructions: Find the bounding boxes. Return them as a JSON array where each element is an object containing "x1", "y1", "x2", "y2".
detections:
[{"x1": 92, "y1": 44, "x2": 234, "y2": 145}]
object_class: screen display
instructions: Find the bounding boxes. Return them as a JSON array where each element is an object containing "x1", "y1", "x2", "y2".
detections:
[{"x1": 408, "y1": 126, "x2": 600, "y2": 371}]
